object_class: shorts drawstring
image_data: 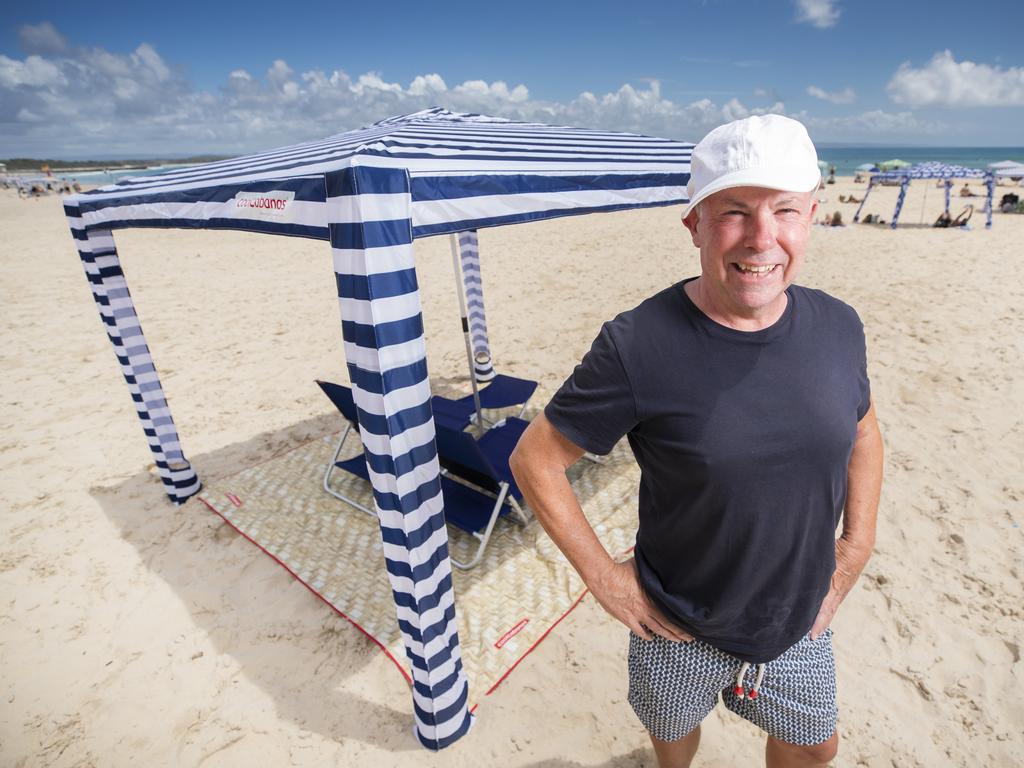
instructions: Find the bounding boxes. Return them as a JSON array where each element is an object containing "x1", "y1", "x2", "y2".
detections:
[{"x1": 733, "y1": 661, "x2": 766, "y2": 700}]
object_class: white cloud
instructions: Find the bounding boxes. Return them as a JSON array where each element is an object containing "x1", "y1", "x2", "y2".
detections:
[
  {"x1": 800, "y1": 109, "x2": 946, "y2": 139},
  {"x1": 267, "y1": 59, "x2": 294, "y2": 89},
  {"x1": 795, "y1": 0, "x2": 840, "y2": 28},
  {"x1": 0, "y1": 54, "x2": 65, "y2": 89},
  {"x1": 0, "y1": 22, "x2": 960, "y2": 156},
  {"x1": 807, "y1": 85, "x2": 855, "y2": 104},
  {"x1": 17, "y1": 107, "x2": 45, "y2": 122},
  {"x1": 887, "y1": 50, "x2": 1024, "y2": 107},
  {"x1": 408, "y1": 74, "x2": 448, "y2": 96},
  {"x1": 18, "y1": 21, "x2": 67, "y2": 55},
  {"x1": 134, "y1": 43, "x2": 170, "y2": 82}
]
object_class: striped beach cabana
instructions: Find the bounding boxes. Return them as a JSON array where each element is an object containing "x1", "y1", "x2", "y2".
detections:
[
  {"x1": 63, "y1": 108, "x2": 693, "y2": 749},
  {"x1": 854, "y1": 161, "x2": 996, "y2": 229}
]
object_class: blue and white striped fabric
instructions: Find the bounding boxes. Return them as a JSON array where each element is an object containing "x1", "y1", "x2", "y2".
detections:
[
  {"x1": 456, "y1": 231, "x2": 494, "y2": 382},
  {"x1": 325, "y1": 164, "x2": 471, "y2": 749},
  {"x1": 69, "y1": 108, "x2": 691, "y2": 240},
  {"x1": 64, "y1": 109, "x2": 693, "y2": 749},
  {"x1": 64, "y1": 207, "x2": 201, "y2": 504},
  {"x1": 855, "y1": 162, "x2": 995, "y2": 229}
]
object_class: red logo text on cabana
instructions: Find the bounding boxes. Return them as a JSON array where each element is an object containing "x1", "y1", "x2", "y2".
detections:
[
  {"x1": 231, "y1": 190, "x2": 295, "y2": 222},
  {"x1": 237, "y1": 196, "x2": 288, "y2": 210}
]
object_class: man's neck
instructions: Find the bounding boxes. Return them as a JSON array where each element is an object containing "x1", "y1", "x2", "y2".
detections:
[{"x1": 683, "y1": 277, "x2": 789, "y2": 332}]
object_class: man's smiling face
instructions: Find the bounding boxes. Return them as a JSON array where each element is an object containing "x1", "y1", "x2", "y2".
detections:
[{"x1": 683, "y1": 186, "x2": 817, "y2": 322}]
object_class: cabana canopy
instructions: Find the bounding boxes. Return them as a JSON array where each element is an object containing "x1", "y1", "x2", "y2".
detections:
[
  {"x1": 64, "y1": 108, "x2": 693, "y2": 750},
  {"x1": 853, "y1": 161, "x2": 996, "y2": 229}
]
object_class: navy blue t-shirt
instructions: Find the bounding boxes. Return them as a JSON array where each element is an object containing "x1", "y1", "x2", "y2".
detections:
[{"x1": 545, "y1": 279, "x2": 870, "y2": 663}]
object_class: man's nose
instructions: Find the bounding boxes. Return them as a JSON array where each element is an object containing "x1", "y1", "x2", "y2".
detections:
[{"x1": 744, "y1": 210, "x2": 777, "y2": 252}]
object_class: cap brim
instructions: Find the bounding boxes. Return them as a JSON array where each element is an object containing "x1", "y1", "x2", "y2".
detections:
[{"x1": 682, "y1": 165, "x2": 821, "y2": 218}]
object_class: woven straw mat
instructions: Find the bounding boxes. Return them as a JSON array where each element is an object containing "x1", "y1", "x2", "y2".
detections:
[{"x1": 195, "y1": 406, "x2": 640, "y2": 704}]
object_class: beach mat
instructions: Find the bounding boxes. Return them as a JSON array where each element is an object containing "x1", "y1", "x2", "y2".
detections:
[{"x1": 193, "y1": 417, "x2": 639, "y2": 704}]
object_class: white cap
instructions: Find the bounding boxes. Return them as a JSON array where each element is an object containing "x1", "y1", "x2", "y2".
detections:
[{"x1": 684, "y1": 114, "x2": 820, "y2": 216}]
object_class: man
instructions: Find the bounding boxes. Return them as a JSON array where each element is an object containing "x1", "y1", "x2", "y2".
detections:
[{"x1": 509, "y1": 115, "x2": 884, "y2": 768}]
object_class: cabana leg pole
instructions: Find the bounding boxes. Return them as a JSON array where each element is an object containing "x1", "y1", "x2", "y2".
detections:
[
  {"x1": 456, "y1": 230, "x2": 495, "y2": 383},
  {"x1": 449, "y1": 235, "x2": 483, "y2": 429},
  {"x1": 326, "y1": 166, "x2": 473, "y2": 750},
  {"x1": 944, "y1": 179, "x2": 952, "y2": 215},
  {"x1": 891, "y1": 179, "x2": 909, "y2": 229},
  {"x1": 64, "y1": 205, "x2": 200, "y2": 505},
  {"x1": 985, "y1": 173, "x2": 994, "y2": 229},
  {"x1": 853, "y1": 179, "x2": 872, "y2": 223}
]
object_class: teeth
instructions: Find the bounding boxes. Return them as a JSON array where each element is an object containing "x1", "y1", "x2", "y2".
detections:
[{"x1": 737, "y1": 264, "x2": 776, "y2": 273}]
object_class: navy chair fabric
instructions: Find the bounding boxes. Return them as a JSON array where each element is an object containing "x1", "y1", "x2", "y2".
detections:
[{"x1": 456, "y1": 374, "x2": 537, "y2": 412}]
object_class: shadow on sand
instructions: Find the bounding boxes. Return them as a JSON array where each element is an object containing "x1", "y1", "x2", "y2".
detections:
[{"x1": 91, "y1": 413, "x2": 423, "y2": 753}]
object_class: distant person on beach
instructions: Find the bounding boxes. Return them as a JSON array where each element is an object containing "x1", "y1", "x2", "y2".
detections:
[
  {"x1": 511, "y1": 115, "x2": 884, "y2": 768},
  {"x1": 960, "y1": 184, "x2": 976, "y2": 197}
]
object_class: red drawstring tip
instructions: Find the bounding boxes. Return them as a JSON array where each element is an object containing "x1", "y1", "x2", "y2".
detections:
[
  {"x1": 733, "y1": 686, "x2": 744, "y2": 697},
  {"x1": 748, "y1": 689, "x2": 758, "y2": 700}
]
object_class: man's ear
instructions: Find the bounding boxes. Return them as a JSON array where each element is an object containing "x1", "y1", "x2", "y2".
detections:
[
  {"x1": 682, "y1": 208, "x2": 701, "y2": 247},
  {"x1": 808, "y1": 197, "x2": 819, "y2": 221}
]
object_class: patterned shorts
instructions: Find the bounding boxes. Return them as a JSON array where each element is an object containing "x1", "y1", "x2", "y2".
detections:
[{"x1": 627, "y1": 628, "x2": 837, "y2": 746}]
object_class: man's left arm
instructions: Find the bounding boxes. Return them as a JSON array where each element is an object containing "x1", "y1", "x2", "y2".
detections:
[{"x1": 810, "y1": 401, "x2": 884, "y2": 639}]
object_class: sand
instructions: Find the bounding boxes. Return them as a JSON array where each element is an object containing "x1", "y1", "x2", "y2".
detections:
[{"x1": 1, "y1": 177, "x2": 1022, "y2": 767}]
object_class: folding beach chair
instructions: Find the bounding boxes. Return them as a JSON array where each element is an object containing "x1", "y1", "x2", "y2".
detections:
[
  {"x1": 316, "y1": 379, "x2": 472, "y2": 517},
  {"x1": 316, "y1": 380, "x2": 377, "y2": 516},
  {"x1": 435, "y1": 373, "x2": 538, "y2": 428},
  {"x1": 434, "y1": 417, "x2": 532, "y2": 569}
]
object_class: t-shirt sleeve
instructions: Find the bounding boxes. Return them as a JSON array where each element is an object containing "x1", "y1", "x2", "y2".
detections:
[
  {"x1": 855, "y1": 316, "x2": 871, "y2": 421},
  {"x1": 544, "y1": 322, "x2": 638, "y2": 455}
]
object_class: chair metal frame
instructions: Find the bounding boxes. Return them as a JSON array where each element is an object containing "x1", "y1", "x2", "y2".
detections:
[
  {"x1": 322, "y1": 421, "x2": 378, "y2": 518},
  {"x1": 446, "y1": 478, "x2": 530, "y2": 570},
  {"x1": 434, "y1": 418, "x2": 532, "y2": 569}
]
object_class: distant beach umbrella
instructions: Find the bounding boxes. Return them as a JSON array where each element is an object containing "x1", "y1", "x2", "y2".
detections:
[
  {"x1": 878, "y1": 159, "x2": 911, "y2": 171},
  {"x1": 988, "y1": 160, "x2": 1024, "y2": 169},
  {"x1": 856, "y1": 163, "x2": 878, "y2": 171}
]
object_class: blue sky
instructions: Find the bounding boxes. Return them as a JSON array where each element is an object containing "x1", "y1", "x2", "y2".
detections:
[{"x1": 2, "y1": 0, "x2": 1022, "y2": 157}]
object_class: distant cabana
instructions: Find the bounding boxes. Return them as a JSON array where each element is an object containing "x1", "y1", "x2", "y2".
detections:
[
  {"x1": 853, "y1": 161, "x2": 996, "y2": 229},
  {"x1": 988, "y1": 160, "x2": 1024, "y2": 171},
  {"x1": 63, "y1": 108, "x2": 693, "y2": 750},
  {"x1": 994, "y1": 164, "x2": 1024, "y2": 180}
]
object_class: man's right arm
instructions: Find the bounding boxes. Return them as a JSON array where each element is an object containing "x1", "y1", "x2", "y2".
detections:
[{"x1": 509, "y1": 413, "x2": 692, "y2": 643}]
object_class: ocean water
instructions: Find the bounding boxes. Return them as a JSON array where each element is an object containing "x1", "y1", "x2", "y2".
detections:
[
  {"x1": 69, "y1": 164, "x2": 196, "y2": 184},
  {"x1": 816, "y1": 147, "x2": 1024, "y2": 176}
]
